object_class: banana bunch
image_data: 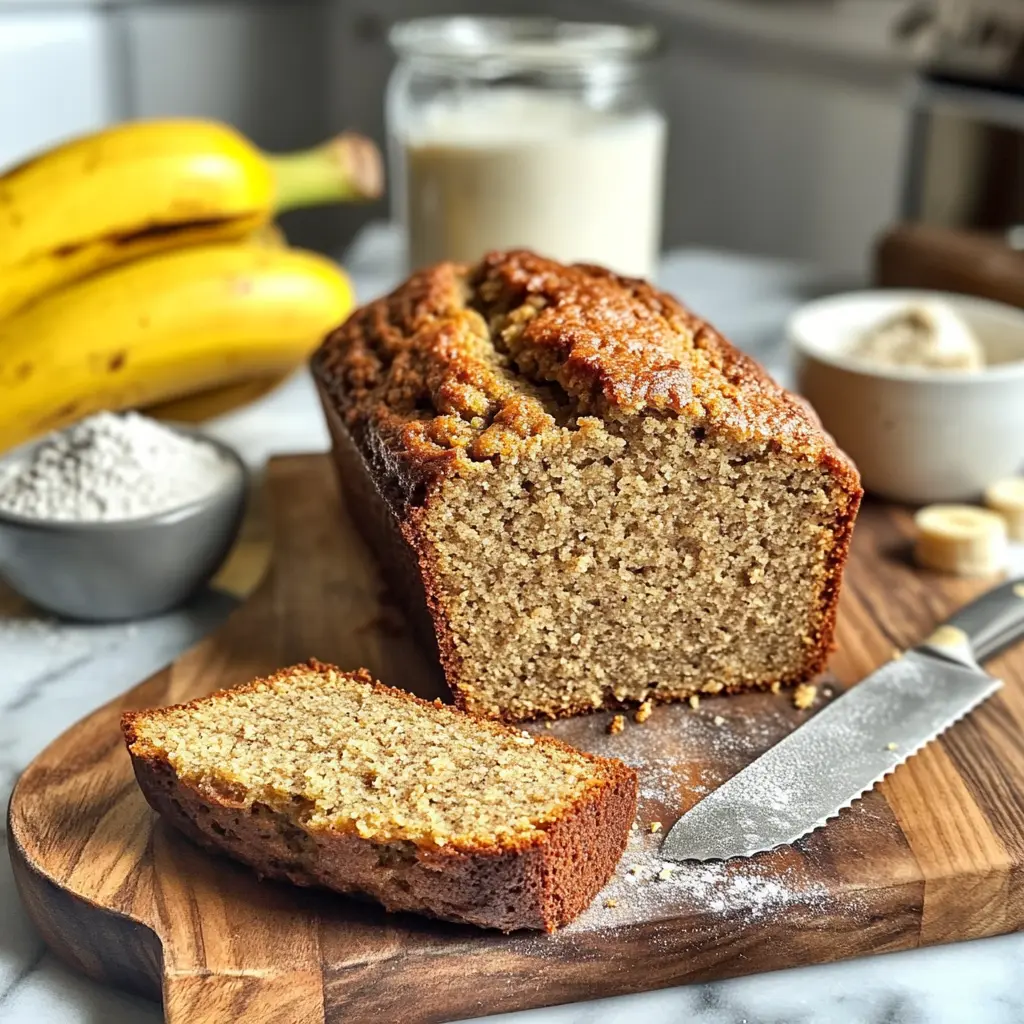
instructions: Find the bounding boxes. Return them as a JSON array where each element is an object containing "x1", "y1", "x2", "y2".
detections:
[
  {"x1": 0, "y1": 245, "x2": 354, "y2": 451},
  {"x1": 0, "y1": 119, "x2": 381, "y2": 447}
]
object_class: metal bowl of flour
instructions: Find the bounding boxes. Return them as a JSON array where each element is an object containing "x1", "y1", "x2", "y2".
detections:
[{"x1": 0, "y1": 426, "x2": 248, "y2": 622}]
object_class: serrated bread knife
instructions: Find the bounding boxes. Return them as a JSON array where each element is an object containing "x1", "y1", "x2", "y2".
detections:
[{"x1": 661, "y1": 578, "x2": 1024, "y2": 862}]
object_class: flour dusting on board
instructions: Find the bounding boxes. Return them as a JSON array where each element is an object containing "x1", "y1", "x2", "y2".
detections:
[
  {"x1": 530, "y1": 694, "x2": 839, "y2": 933},
  {"x1": 565, "y1": 825, "x2": 829, "y2": 933}
]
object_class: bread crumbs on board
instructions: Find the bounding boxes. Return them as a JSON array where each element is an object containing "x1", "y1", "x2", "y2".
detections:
[
  {"x1": 528, "y1": 690, "x2": 848, "y2": 936},
  {"x1": 635, "y1": 700, "x2": 653, "y2": 724},
  {"x1": 793, "y1": 683, "x2": 817, "y2": 710},
  {"x1": 607, "y1": 714, "x2": 626, "y2": 736}
]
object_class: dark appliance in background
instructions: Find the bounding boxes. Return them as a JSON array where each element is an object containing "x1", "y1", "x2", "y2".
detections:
[{"x1": 878, "y1": 0, "x2": 1024, "y2": 305}]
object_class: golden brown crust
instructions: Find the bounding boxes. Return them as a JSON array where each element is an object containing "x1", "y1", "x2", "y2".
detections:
[
  {"x1": 311, "y1": 251, "x2": 863, "y2": 721},
  {"x1": 807, "y1": 485, "x2": 862, "y2": 680},
  {"x1": 121, "y1": 661, "x2": 638, "y2": 932},
  {"x1": 312, "y1": 249, "x2": 860, "y2": 503}
]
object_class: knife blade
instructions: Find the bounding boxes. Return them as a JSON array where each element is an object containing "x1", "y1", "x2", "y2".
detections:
[{"x1": 661, "y1": 577, "x2": 1024, "y2": 863}]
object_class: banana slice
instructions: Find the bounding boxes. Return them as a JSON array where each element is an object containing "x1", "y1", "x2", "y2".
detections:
[
  {"x1": 914, "y1": 504, "x2": 1008, "y2": 577},
  {"x1": 984, "y1": 477, "x2": 1024, "y2": 541}
]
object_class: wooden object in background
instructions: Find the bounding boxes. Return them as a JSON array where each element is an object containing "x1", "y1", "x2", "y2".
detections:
[
  {"x1": 9, "y1": 454, "x2": 1024, "y2": 1024},
  {"x1": 875, "y1": 222, "x2": 1024, "y2": 308}
]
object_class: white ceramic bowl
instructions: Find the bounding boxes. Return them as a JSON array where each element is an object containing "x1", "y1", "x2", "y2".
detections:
[
  {"x1": 0, "y1": 427, "x2": 247, "y2": 621},
  {"x1": 789, "y1": 290, "x2": 1024, "y2": 504}
]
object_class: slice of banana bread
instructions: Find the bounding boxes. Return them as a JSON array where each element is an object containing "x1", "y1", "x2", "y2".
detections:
[
  {"x1": 122, "y1": 661, "x2": 637, "y2": 932},
  {"x1": 312, "y1": 250, "x2": 863, "y2": 721}
]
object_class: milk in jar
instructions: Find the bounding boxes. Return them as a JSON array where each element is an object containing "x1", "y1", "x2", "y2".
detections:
[{"x1": 388, "y1": 19, "x2": 666, "y2": 278}]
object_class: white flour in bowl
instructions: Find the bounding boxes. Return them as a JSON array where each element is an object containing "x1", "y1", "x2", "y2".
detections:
[{"x1": 0, "y1": 412, "x2": 238, "y2": 522}]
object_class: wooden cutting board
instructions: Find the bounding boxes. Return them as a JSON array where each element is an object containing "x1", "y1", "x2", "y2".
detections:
[{"x1": 9, "y1": 454, "x2": 1024, "y2": 1024}]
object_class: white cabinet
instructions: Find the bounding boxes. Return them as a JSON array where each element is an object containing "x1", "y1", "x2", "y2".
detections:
[{"x1": 0, "y1": 10, "x2": 111, "y2": 171}]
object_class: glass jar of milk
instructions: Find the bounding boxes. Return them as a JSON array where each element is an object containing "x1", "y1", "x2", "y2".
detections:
[{"x1": 387, "y1": 18, "x2": 666, "y2": 278}]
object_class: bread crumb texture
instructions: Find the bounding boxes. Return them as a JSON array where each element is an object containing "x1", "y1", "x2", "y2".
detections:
[
  {"x1": 124, "y1": 663, "x2": 619, "y2": 852},
  {"x1": 313, "y1": 250, "x2": 862, "y2": 721}
]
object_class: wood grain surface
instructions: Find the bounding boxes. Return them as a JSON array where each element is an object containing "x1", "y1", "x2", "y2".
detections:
[{"x1": 9, "y1": 453, "x2": 1024, "y2": 1024}]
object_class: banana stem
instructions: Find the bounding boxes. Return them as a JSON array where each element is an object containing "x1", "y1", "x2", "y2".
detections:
[{"x1": 270, "y1": 132, "x2": 384, "y2": 211}]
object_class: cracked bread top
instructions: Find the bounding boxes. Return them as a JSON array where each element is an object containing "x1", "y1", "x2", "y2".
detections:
[{"x1": 312, "y1": 249, "x2": 859, "y2": 497}]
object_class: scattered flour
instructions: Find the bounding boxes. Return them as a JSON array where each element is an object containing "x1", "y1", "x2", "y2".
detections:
[
  {"x1": 566, "y1": 818, "x2": 829, "y2": 933},
  {"x1": 0, "y1": 412, "x2": 238, "y2": 522},
  {"x1": 531, "y1": 691, "x2": 843, "y2": 935}
]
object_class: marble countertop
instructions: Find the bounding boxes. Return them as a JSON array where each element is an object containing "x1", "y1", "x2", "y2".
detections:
[{"x1": 3, "y1": 225, "x2": 1023, "y2": 1024}]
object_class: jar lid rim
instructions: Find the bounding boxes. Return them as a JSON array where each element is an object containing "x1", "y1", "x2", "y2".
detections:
[{"x1": 388, "y1": 17, "x2": 659, "y2": 65}]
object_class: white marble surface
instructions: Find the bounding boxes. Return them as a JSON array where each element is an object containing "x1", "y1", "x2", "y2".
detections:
[{"x1": 3, "y1": 225, "x2": 1024, "y2": 1024}]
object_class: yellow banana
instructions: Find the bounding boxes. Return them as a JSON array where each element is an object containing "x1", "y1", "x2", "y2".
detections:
[
  {"x1": 0, "y1": 244, "x2": 353, "y2": 452},
  {"x1": 142, "y1": 219, "x2": 291, "y2": 425},
  {"x1": 0, "y1": 119, "x2": 381, "y2": 318},
  {"x1": 146, "y1": 373, "x2": 291, "y2": 423}
]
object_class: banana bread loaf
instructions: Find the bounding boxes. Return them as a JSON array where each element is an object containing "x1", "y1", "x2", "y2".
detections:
[
  {"x1": 122, "y1": 661, "x2": 637, "y2": 932},
  {"x1": 312, "y1": 250, "x2": 862, "y2": 721}
]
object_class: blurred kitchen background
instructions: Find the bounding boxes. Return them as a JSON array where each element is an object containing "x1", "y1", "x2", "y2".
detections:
[{"x1": 5, "y1": 0, "x2": 1024, "y2": 279}]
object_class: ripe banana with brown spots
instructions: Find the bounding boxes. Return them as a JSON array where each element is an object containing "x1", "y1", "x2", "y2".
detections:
[
  {"x1": 0, "y1": 119, "x2": 381, "y2": 319},
  {"x1": 0, "y1": 244, "x2": 354, "y2": 452}
]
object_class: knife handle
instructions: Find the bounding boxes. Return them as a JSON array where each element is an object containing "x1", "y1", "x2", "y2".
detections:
[{"x1": 942, "y1": 578, "x2": 1024, "y2": 663}]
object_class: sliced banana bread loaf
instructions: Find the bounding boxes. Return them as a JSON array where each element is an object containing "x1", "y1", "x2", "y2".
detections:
[
  {"x1": 312, "y1": 250, "x2": 862, "y2": 721},
  {"x1": 122, "y1": 661, "x2": 637, "y2": 932}
]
